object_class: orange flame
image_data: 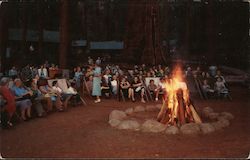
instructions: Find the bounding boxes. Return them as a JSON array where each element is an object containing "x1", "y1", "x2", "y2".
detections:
[{"x1": 164, "y1": 65, "x2": 190, "y2": 124}]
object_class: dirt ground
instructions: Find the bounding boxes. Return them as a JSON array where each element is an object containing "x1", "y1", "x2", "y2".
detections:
[{"x1": 1, "y1": 85, "x2": 250, "y2": 158}]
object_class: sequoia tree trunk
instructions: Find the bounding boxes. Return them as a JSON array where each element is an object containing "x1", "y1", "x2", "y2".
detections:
[
  {"x1": 37, "y1": 0, "x2": 44, "y2": 62},
  {"x1": 0, "y1": 2, "x2": 8, "y2": 72},
  {"x1": 59, "y1": 0, "x2": 69, "y2": 69},
  {"x1": 123, "y1": 0, "x2": 146, "y2": 64},
  {"x1": 206, "y1": 1, "x2": 216, "y2": 64}
]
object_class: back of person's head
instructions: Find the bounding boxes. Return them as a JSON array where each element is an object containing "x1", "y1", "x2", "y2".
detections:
[
  {"x1": 52, "y1": 81, "x2": 57, "y2": 87},
  {"x1": 0, "y1": 77, "x2": 9, "y2": 86}
]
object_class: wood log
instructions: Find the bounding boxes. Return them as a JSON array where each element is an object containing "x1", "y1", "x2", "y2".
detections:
[
  {"x1": 177, "y1": 89, "x2": 186, "y2": 125},
  {"x1": 189, "y1": 104, "x2": 202, "y2": 123}
]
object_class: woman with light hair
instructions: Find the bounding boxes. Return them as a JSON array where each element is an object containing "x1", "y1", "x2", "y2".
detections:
[{"x1": 11, "y1": 78, "x2": 32, "y2": 121}]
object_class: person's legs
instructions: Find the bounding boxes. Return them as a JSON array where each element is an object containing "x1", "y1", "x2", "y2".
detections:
[
  {"x1": 155, "y1": 90, "x2": 160, "y2": 101},
  {"x1": 25, "y1": 99, "x2": 32, "y2": 118},
  {"x1": 129, "y1": 88, "x2": 135, "y2": 101},
  {"x1": 21, "y1": 109, "x2": 26, "y2": 120},
  {"x1": 46, "y1": 97, "x2": 53, "y2": 111},
  {"x1": 63, "y1": 94, "x2": 72, "y2": 110},
  {"x1": 94, "y1": 96, "x2": 101, "y2": 103},
  {"x1": 55, "y1": 97, "x2": 63, "y2": 111},
  {"x1": 26, "y1": 106, "x2": 31, "y2": 118},
  {"x1": 128, "y1": 88, "x2": 132, "y2": 99},
  {"x1": 34, "y1": 100, "x2": 45, "y2": 117},
  {"x1": 141, "y1": 88, "x2": 145, "y2": 103}
]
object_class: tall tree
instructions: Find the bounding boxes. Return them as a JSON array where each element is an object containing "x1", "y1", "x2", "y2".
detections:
[
  {"x1": 123, "y1": 0, "x2": 146, "y2": 64},
  {"x1": 205, "y1": 1, "x2": 216, "y2": 63},
  {"x1": 37, "y1": 0, "x2": 44, "y2": 62},
  {"x1": 20, "y1": 0, "x2": 28, "y2": 63},
  {"x1": 142, "y1": 0, "x2": 166, "y2": 64},
  {"x1": 182, "y1": 0, "x2": 192, "y2": 57},
  {"x1": 59, "y1": 0, "x2": 69, "y2": 69},
  {"x1": 0, "y1": 2, "x2": 9, "y2": 72}
]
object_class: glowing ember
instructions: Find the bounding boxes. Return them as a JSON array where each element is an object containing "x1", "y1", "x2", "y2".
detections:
[{"x1": 157, "y1": 65, "x2": 202, "y2": 126}]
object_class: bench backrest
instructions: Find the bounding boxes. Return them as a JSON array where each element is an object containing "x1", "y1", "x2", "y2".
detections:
[
  {"x1": 145, "y1": 77, "x2": 160, "y2": 87},
  {"x1": 47, "y1": 79, "x2": 68, "y2": 92}
]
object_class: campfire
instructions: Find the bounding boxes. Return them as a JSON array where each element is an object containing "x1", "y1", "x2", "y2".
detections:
[{"x1": 157, "y1": 66, "x2": 202, "y2": 126}]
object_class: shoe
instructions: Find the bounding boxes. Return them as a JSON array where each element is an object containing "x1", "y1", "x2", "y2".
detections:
[
  {"x1": 58, "y1": 108, "x2": 64, "y2": 112},
  {"x1": 141, "y1": 99, "x2": 146, "y2": 103},
  {"x1": 7, "y1": 121, "x2": 13, "y2": 127},
  {"x1": 155, "y1": 98, "x2": 159, "y2": 101},
  {"x1": 94, "y1": 99, "x2": 101, "y2": 103}
]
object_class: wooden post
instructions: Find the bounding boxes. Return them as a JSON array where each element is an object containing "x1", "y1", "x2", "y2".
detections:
[{"x1": 59, "y1": 0, "x2": 69, "y2": 69}]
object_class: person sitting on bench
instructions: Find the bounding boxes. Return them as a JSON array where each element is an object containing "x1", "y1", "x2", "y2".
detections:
[
  {"x1": 131, "y1": 76, "x2": 146, "y2": 103},
  {"x1": 147, "y1": 79, "x2": 159, "y2": 101},
  {"x1": 215, "y1": 77, "x2": 229, "y2": 98},
  {"x1": 120, "y1": 77, "x2": 134, "y2": 102},
  {"x1": 202, "y1": 79, "x2": 215, "y2": 98},
  {"x1": 11, "y1": 78, "x2": 32, "y2": 121},
  {"x1": 51, "y1": 81, "x2": 72, "y2": 110}
]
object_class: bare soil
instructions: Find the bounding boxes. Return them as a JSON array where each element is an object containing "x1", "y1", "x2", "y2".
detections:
[{"x1": 1, "y1": 85, "x2": 250, "y2": 158}]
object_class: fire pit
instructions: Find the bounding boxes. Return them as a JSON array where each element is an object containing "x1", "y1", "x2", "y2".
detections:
[
  {"x1": 157, "y1": 66, "x2": 202, "y2": 126},
  {"x1": 108, "y1": 66, "x2": 234, "y2": 135}
]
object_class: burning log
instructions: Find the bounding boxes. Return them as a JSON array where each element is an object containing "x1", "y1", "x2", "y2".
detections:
[{"x1": 157, "y1": 66, "x2": 202, "y2": 126}]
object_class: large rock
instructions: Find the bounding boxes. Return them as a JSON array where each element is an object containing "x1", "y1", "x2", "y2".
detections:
[
  {"x1": 155, "y1": 104, "x2": 162, "y2": 110},
  {"x1": 220, "y1": 112, "x2": 234, "y2": 120},
  {"x1": 145, "y1": 105, "x2": 158, "y2": 112},
  {"x1": 109, "y1": 110, "x2": 127, "y2": 121},
  {"x1": 125, "y1": 108, "x2": 134, "y2": 115},
  {"x1": 180, "y1": 123, "x2": 201, "y2": 135},
  {"x1": 165, "y1": 126, "x2": 179, "y2": 135},
  {"x1": 117, "y1": 120, "x2": 140, "y2": 131},
  {"x1": 141, "y1": 119, "x2": 167, "y2": 133},
  {"x1": 202, "y1": 107, "x2": 214, "y2": 118},
  {"x1": 211, "y1": 118, "x2": 230, "y2": 130},
  {"x1": 199, "y1": 123, "x2": 215, "y2": 134},
  {"x1": 212, "y1": 122, "x2": 223, "y2": 130},
  {"x1": 217, "y1": 118, "x2": 230, "y2": 128},
  {"x1": 109, "y1": 119, "x2": 121, "y2": 127},
  {"x1": 208, "y1": 112, "x2": 220, "y2": 120},
  {"x1": 134, "y1": 105, "x2": 145, "y2": 112}
]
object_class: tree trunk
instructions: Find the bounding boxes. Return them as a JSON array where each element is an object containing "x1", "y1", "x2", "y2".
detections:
[
  {"x1": 123, "y1": 0, "x2": 146, "y2": 64},
  {"x1": 20, "y1": 1, "x2": 28, "y2": 65},
  {"x1": 37, "y1": 0, "x2": 44, "y2": 62},
  {"x1": 182, "y1": 0, "x2": 192, "y2": 58},
  {"x1": 142, "y1": 0, "x2": 165, "y2": 65},
  {"x1": 0, "y1": 2, "x2": 8, "y2": 72},
  {"x1": 206, "y1": 1, "x2": 216, "y2": 63},
  {"x1": 59, "y1": 0, "x2": 69, "y2": 69}
]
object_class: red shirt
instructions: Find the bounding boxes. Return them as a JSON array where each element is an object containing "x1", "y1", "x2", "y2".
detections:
[{"x1": 0, "y1": 86, "x2": 16, "y2": 115}]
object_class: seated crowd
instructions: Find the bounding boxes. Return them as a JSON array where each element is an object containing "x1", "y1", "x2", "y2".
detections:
[
  {"x1": 0, "y1": 62, "x2": 82, "y2": 129},
  {"x1": 0, "y1": 58, "x2": 230, "y2": 129}
]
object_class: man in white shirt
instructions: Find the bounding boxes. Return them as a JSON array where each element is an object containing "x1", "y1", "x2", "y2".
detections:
[
  {"x1": 38, "y1": 65, "x2": 48, "y2": 79},
  {"x1": 111, "y1": 75, "x2": 118, "y2": 95}
]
